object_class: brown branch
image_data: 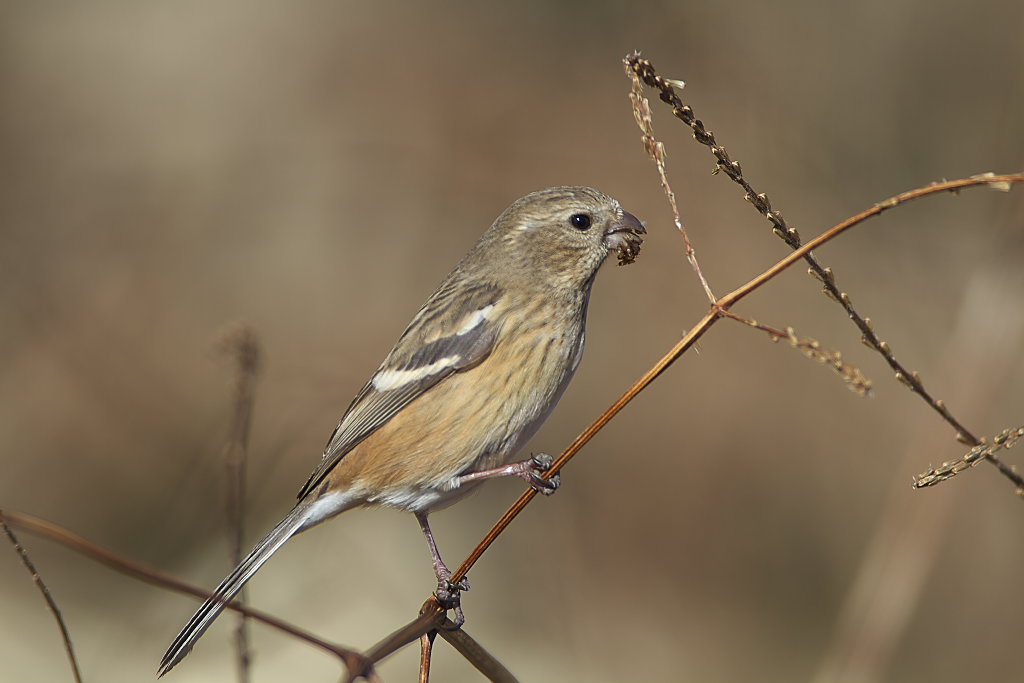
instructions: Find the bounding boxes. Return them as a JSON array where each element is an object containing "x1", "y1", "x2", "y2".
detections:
[
  {"x1": 359, "y1": 599, "x2": 516, "y2": 683},
  {"x1": 1, "y1": 511, "x2": 83, "y2": 683},
  {"x1": 450, "y1": 172, "x2": 1024, "y2": 587},
  {"x1": 434, "y1": 621, "x2": 519, "y2": 683},
  {"x1": 358, "y1": 601, "x2": 445, "y2": 680},
  {"x1": 418, "y1": 630, "x2": 436, "y2": 683},
  {"x1": 0, "y1": 509, "x2": 374, "y2": 680},
  {"x1": 1, "y1": 510, "x2": 515, "y2": 682}
]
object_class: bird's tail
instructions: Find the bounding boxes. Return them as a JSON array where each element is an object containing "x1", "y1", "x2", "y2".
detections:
[{"x1": 158, "y1": 492, "x2": 357, "y2": 676}]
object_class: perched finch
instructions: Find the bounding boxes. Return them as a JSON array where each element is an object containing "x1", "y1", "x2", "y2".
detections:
[{"x1": 159, "y1": 185, "x2": 645, "y2": 675}]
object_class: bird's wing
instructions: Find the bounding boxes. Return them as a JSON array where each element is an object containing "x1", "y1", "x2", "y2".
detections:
[{"x1": 297, "y1": 280, "x2": 502, "y2": 500}]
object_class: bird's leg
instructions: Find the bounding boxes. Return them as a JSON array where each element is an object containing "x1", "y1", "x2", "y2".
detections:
[
  {"x1": 453, "y1": 453, "x2": 561, "y2": 495},
  {"x1": 415, "y1": 511, "x2": 468, "y2": 626}
]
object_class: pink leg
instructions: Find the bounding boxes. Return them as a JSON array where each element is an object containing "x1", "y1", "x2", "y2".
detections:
[{"x1": 453, "y1": 453, "x2": 560, "y2": 494}]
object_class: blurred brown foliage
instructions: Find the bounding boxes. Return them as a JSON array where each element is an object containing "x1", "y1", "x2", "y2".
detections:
[{"x1": 2, "y1": 2, "x2": 1023, "y2": 682}]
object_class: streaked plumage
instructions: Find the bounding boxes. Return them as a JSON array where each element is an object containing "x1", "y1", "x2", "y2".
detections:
[{"x1": 159, "y1": 186, "x2": 645, "y2": 676}]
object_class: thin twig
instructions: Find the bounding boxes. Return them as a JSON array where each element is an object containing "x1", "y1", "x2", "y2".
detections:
[
  {"x1": 0, "y1": 509, "x2": 373, "y2": 679},
  {"x1": 1, "y1": 509, "x2": 516, "y2": 681},
  {"x1": 352, "y1": 601, "x2": 447, "y2": 683},
  {"x1": 625, "y1": 58, "x2": 715, "y2": 302},
  {"x1": 719, "y1": 310, "x2": 872, "y2": 396},
  {"x1": 418, "y1": 630, "x2": 436, "y2": 683},
  {"x1": 216, "y1": 325, "x2": 262, "y2": 683},
  {"x1": 358, "y1": 598, "x2": 516, "y2": 683},
  {"x1": 1, "y1": 512, "x2": 83, "y2": 683},
  {"x1": 915, "y1": 425, "x2": 1024, "y2": 489},
  {"x1": 434, "y1": 620, "x2": 519, "y2": 683},
  {"x1": 450, "y1": 173, "x2": 1024, "y2": 585}
]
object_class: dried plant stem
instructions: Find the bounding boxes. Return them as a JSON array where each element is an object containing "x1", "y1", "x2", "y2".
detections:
[
  {"x1": 625, "y1": 58, "x2": 715, "y2": 302},
  {"x1": 625, "y1": 53, "x2": 1024, "y2": 492},
  {"x1": 345, "y1": 598, "x2": 513, "y2": 683},
  {"x1": 1, "y1": 512, "x2": 83, "y2": 683},
  {"x1": 1, "y1": 512, "x2": 513, "y2": 681},
  {"x1": 451, "y1": 172, "x2": 1024, "y2": 586},
  {"x1": 0, "y1": 509, "x2": 374, "y2": 679},
  {"x1": 720, "y1": 310, "x2": 872, "y2": 395},
  {"x1": 216, "y1": 325, "x2": 261, "y2": 683},
  {"x1": 418, "y1": 630, "x2": 436, "y2": 683},
  {"x1": 435, "y1": 618, "x2": 519, "y2": 683},
  {"x1": 915, "y1": 425, "x2": 1024, "y2": 489},
  {"x1": 359, "y1": 601, "x2": 446, "y2": 676}
]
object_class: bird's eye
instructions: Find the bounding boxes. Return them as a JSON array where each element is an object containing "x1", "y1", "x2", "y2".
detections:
[{"x1": 569, "y1": 213, "x2": 592, "y2": 230}]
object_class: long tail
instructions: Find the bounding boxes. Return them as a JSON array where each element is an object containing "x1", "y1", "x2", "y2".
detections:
[{"x1": 158, "y1": 493, "x2": 355, "y2": 676}]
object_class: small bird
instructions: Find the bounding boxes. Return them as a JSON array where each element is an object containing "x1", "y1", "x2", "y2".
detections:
[{"x1": 159, "y1": 185, "x2": 645, "y2": 675}]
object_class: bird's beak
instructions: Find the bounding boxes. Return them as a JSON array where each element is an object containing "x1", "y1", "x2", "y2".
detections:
[{"x1": 605, "y1": 210, "x2": 646, "y2": 265}]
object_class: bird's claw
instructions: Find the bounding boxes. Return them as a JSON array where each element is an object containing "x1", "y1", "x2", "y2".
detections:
[
  {"x1": 435, "y1": 575, "x2": 469, "y2": 628},
  {"x1": 439, "y1": 575, "x2": 470, "y2": 598},
  {"x1": 526, "y1": 453, "x2": 560, "y2": 495}
]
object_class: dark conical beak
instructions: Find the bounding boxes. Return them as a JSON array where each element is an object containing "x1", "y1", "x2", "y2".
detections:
[{"x1": 605, "y1": 209, "x2": 646, "y2": 265}]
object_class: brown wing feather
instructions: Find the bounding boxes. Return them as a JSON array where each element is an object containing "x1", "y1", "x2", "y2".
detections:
[{"x1": 297, "y1": 281, "x2": 502, "y2": 499}]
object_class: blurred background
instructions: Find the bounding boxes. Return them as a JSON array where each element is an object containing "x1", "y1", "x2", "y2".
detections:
[{"x1": 2, "y1": 1, "x2": 1023, "y2": 681}]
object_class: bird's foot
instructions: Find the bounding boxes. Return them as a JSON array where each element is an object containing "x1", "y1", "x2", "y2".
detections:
[
  {"x1": 522, "y1": 453, "x2": 560, "y2": 495},
  {"x1": 435, "y1": 571, "x2": 470, "y2": 628}
]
